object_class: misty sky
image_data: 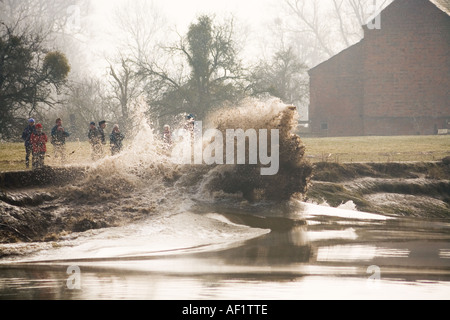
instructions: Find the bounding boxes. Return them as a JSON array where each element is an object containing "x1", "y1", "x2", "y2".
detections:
[
  {"x1": 84, "y1": 0, "x2": 277, "y2": 73},
  {"x1": 93, "y1": 0, "x2": 273, "y2": 29}
]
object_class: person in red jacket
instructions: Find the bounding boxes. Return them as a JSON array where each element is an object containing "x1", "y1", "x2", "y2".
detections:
[{"x1": 30, "y1": 123, "x2": 48, "y2": 169}]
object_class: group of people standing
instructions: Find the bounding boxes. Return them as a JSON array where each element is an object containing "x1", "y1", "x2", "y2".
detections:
[
  {"x1": 21, "y1": 118, "x2": 125, "y2": 169},
  {"x1": 21, "y1": 114, "x2": 195, "y2": 170},
  {"x1": 22, "y1": 118, "x2": 70, "y2": 169},
  {"x1": 88, "y1": 121, "x2": 125, "y2": 160}
]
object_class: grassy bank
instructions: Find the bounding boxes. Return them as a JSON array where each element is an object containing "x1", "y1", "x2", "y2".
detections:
[
  {"x1": 302, "y1": 135, "x2": 450, "y2": 163},
  {"x1": 1, "y1": 135, "x2": 449, "y2": 172},
  {"x1": 0, "y1": 141, "x2": 93, "y2": 172}
]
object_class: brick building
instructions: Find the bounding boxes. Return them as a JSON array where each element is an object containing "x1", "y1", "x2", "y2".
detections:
[{"x1": 308, "y1": 0, "x2": 450, "y2": 137}]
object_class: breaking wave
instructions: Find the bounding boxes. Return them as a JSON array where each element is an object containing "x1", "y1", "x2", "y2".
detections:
[
  {"x1": 66, "y1": 96, "x2": 312, "y2": 204},
  {"x1": 0, "y1": 97, "x2": 313, "y2": 258}
]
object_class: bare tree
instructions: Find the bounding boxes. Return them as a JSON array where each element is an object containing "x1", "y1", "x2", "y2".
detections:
[
  {"x1": 112, "y1": 0, "x2": 166, "y2": 63},
  {"x1": 279, "y1": 0, "x2": 393, "y2": 66},
  {"x1": 247, "y1": 47, "x2": 309, "y2": 109},
  {"x1": 95, "y1": 0, "x2": 169, "y2": 130},
  {"x1": 0, "y1": 0, "x2": 93, "y2": 76},
  {"x1": 0, "y1": 0, "x2": 90, "y2": 40},
  {"x1": 64, "y1": 77, "x2": 116, "y2": 139},
  {"x1": 108, "y1": 56, "x2": 144, "y2": 133},
  {"x1": 0, "y1": 21, "x2": 71, "y2": 139},
  {"x1": 283, "y1": 0, "x2": 335, "y2": 60}
]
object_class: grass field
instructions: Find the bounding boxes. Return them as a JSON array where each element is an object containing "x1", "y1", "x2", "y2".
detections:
[
  {"x1": 0, "y1": 140, "x2": 94, "y2": 172},
  {"x1": 1, "y1": 135, "x2": 449, "y2": 172},
  {"x1": 302, "y1": 135, "x2": 450, "y2": 163}
]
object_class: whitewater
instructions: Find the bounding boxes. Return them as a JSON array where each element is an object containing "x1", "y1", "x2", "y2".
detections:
[{"x1": 0, "y1": 97, "x2": 449, "y2": 300}]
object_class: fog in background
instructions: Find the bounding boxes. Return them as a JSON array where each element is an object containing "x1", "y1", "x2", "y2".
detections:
[{"x1": 0, "y1": 0, "x2": 393, "y2": 140}]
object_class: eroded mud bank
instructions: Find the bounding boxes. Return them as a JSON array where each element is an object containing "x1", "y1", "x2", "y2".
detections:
[
  {"x1": 0, "y1": 160, "x2": 449, "y2": 245},
  {"x1": 306, "y1": 161, "x2": 450, "y2": 218}
]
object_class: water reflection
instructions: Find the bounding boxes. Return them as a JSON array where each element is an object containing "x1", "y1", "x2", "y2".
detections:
[
  {"x1": 316, "y1": 245, "x2": 410, "y2": 262},
  {"x1": 2, "y1": 264, "x2": 450, "y2": 300},
  {"x1": 1, "y1": 202, "x2": 450, "y2": 300},
  {"x1": 203, "y1": 226, "x2": 311, "y2": 266}
]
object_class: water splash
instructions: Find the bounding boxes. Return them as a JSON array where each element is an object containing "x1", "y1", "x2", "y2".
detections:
[
  {"x1": 0, "y1": 97, "x2": 313, "y2": 246},
  {"x1": 75, "y1": 96, "x2": 312, "y2": 202},
  {"x1": 199, "y1": 97, "x2": 313, "y2": 201}
]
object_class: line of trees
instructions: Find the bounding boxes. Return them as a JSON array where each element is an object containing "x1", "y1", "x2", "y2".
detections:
[
  {"x1": 0, "y1": 22, "x2": 70, "y2": 139},
  {"x1": 0, "y1": 0, "x2": 390, "y2": 141}
]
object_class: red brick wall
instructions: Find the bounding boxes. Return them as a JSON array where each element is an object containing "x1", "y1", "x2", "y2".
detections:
[
  {"x1": 362, "y1": 0, "x2": 450, "y2": 135},
  {"x1": 308, "y1": 0, "x2": 450, "y2": 137},
  {"x1": 309, "y1": 43, "x2": 364, "y2": 137}
]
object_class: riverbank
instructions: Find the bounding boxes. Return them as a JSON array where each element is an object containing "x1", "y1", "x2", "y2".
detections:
[
  {"x1": 0, "y1": 160, "x2": 449, "y2": 246},
  {"x1": 306, "y1": 160, "x2": 450, "y2": 218},
  {"x1": 2, "y1": 135, "x2": 449, "y2": 172}
]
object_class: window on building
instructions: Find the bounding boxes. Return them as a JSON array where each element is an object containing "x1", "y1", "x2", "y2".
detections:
[{"x1": 321, "y1": 122, "x2": 328, "y2": 130}]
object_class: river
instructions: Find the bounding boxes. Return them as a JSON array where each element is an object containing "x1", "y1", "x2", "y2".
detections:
[
  {"x1": 1, "y1": 200, "x2": 449, "y2": 300},
  {"x1": 0, "y1": 98, "x2": 449, "y2": 300}
]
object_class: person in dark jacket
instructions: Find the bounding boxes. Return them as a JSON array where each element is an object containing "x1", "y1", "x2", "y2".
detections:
[
  {"x1": 94, "y1": 120, "x2": 107, "y2": 158},
  {"x1": 30, "y1": 123, "x2": 48, "y2": 169},
  {"x1": 22, "y1": 118, "x2": 36, "y2": 169},
  {"x1": 88, "y1": 122, "x2": 102, "y2": 160},
  {"x1": 98, "y1": 120, "x2": 107, "y2": 145},
  {"x1": 51, "y1": 118, "x2": 70, "y2": 164},
  {"x1": 110, "y1": 124, "x2": 125, "y2": 155}
]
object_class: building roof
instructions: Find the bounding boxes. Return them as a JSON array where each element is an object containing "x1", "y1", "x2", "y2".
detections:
[
  {"x1": 308, "y1": 40, "x2": 363, "y2": 75},
  {"x1": 431, "y1": 0, "x2": 450, "y2": 15},
  {"x1": 308, "y1": 0, "x2": 450, "y2": 74}
]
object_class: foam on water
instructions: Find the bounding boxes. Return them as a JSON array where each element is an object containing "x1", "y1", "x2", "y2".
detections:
[
  {"x1": 0, "y1": 96, "x2": 312, "y2": 261},
  {"x1": 67, "y1": 96, "x2": 312, "y2": 206}
]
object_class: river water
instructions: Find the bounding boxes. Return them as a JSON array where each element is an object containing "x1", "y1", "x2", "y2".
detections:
[
  {"x1": 1, "y1": 200, "x2": 449, "y2": 300},
  {"x1": 0, "y1": 99, "x2": 449, "y2": 300}
]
